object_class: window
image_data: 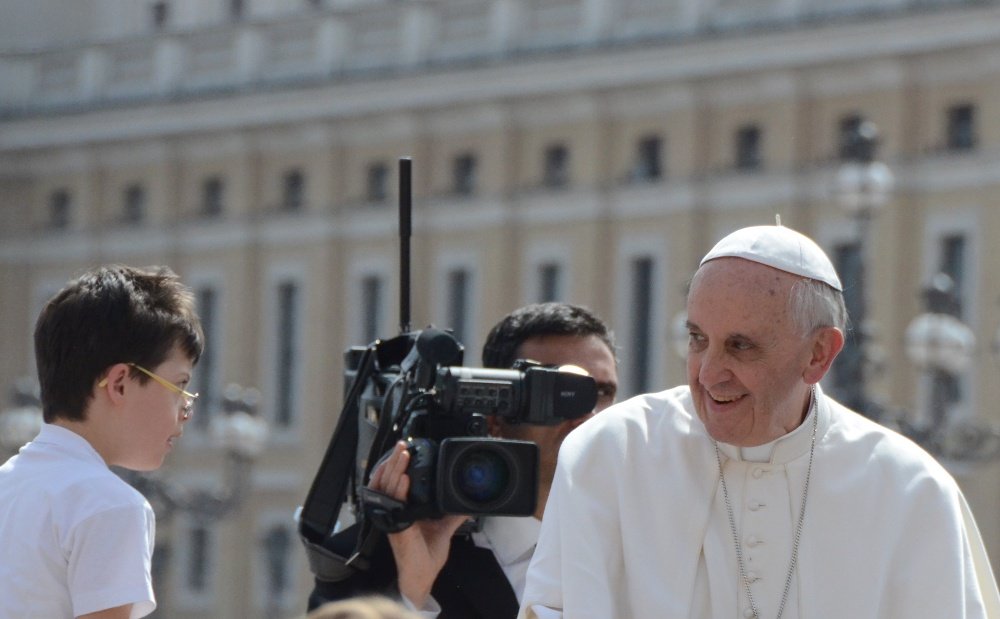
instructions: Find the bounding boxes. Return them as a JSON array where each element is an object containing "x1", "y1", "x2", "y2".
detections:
[
  {"x1": 191, "y1": 287, "x2": 218, "y2": 429},
  {"x1": 946, "y1": 103, "x2": 976, "y2": 151},
  {"x1": 48, "y1": 189, "x2": 71, "y2": 229},
  {"x1": 123, "y1": 183, "x2": 146, "y2": 224},
  {"x1": 447, "y1": 269, "x2": 470, "y2": 345},
  {"x1": 542, "y1": 143, "x2": 569, "y2": 188},
  {"x1": 152, "y1": 1, "x2": 169, "y2": 29},
  {"x1": 188, "y1": 525, "x2": 211, "y2": 593},
  {"x1": 275, "y1": 281, "x2": 300, "y2": 428},
  {"x1": 939, "y1": 234, "x2": 966, "y2": 318},
  {"x1": 452, "y1": 152, "x2": 477, "y2": 196},
  {"x1": 367, "y1": 161, "x2": 389, "y2": 203},
  {"x1": 201, "y1": 176, "x2": 224, "y2": 217},
  {"x1": 629, "y1": 257, "x2": 654, "y2": 395},
  {"x1": 837, "y1": 113, "x2": 864, "y2": 161},
  {"x1": 735, "y1": 124, "x2": 762, "y2": 171},
  {"x1": 631, "y1": 134, "x2": 663, "y2": 182},
  {"x1": 261, "y1": 526, "x2": 292, "y2": 604},
  {"x1": 538, "y1": 263, "x2": 561, "y2": 302},
  {"x1": 361, "y1": 275, "x2": 383, "y2": 344},
  {"x1": 281, "y1": 169, "x2": 304, "y2": 211}
]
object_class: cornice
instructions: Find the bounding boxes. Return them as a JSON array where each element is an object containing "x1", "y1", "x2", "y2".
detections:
[{"x1": 3, "y1": 7, "x2": 1000, "y2": 150}]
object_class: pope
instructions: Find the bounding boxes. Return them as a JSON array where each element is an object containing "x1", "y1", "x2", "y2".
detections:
[{"x1": 519, "y1": 225, "x2": 1000, "y2": 619}]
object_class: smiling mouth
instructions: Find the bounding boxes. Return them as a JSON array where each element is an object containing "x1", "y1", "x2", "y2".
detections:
[{"x1": 709, "y1": 393, "x2": 744, "y2": 404}]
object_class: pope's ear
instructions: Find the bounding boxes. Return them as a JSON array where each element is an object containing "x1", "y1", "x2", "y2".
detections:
[{"x1": 803, "y1": 326, "x2": 845, "y2": 385}]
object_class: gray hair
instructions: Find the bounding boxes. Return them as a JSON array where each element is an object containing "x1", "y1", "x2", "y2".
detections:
[{"x1": 788, "y1": 278, "x2": 848, "y2": 335}]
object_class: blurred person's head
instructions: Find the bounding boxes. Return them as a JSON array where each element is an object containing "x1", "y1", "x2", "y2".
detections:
[{"x1": 306, "y1": 596, "x2": 420, "y2": 619}]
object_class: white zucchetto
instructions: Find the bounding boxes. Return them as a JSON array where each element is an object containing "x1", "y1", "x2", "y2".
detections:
[{"x1": 700, "y1": 225, "x2": 843, "y2": 291}]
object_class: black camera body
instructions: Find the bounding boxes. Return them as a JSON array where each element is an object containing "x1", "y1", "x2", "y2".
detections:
[
  {"x1": 299, "y1": 327, "x2": 597, "y2": 547},
  {"x1": 353, "y1": 329, "x2": 597, "y2": 530}
]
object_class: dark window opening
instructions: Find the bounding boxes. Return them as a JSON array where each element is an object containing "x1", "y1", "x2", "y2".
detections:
[
  {"x1": 202, "y1": 176, "x2": 224, "y2": 217},
  {"x1": 542, "y1": 144, "x2": 569, "y2": 188},
  {"x1": 735, "y1": 124, "x2": 762, "y2": 171},
  {"x1": 632, "y1": 134, "x2": 663, "y2": 182},
  {"x1": 123, "y1": 184, "x2": 146, "y2": 224},
  {"x1": 367, "y1": 162, "x2": 389, "y2": 203},
  {"x1": 946, "y1": 103, "x2": 976, "y2": 151},
  {"x1": 282, "y1": 170, "x2": 304, "y2": 211},
  {"x1": 452, "y1": 152, "x2": 477, "y2": 196},
  {"x1": 49, "y1": 189, "x2": 71, "y2": 229}
]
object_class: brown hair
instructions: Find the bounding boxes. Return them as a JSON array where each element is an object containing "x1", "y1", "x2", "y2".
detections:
[{"x1": 34, "y1": 264, "x2": 203, "y2": 422}]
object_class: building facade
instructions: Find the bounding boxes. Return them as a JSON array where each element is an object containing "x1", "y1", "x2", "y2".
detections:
[{"x1": 2, "y1": 0, "x2": 999, "y2": 616}]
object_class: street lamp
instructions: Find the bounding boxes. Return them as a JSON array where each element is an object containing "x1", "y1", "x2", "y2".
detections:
[
  {"x1": 834, "y1": 119, "x2": 895, "y2": 416},
  {"x1": 898, "y1": 274, "x2": 1000, "y2": 462}
]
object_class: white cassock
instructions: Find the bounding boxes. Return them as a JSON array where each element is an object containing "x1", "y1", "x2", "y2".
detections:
[{"x1": 519, "y1": 385, "x2": 1000, "y2": 619}]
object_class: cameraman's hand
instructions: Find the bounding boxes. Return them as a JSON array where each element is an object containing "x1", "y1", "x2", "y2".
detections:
[{"x1": 370, "y1": 441, "x2": 469, "y2": 609}]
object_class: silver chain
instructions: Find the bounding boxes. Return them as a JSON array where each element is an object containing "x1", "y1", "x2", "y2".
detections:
[{"x1": 713, "y1": 387, "x2": 818, "y2": 619}]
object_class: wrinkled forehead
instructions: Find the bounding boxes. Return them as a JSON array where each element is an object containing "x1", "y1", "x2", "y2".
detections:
[
  {"x1": 695, "y1": 256, "x2": 798, "y2": 286},
  {"x1": 687, "y1": 259, "x2": 802, "y2": 341},
  {"x1": 689, "y1": 258, "x2": 798, "y2": 314}
]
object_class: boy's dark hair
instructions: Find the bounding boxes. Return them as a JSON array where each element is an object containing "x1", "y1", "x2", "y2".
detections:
[
  {"x1": 34, "y1": 264, "x2": 204, "y2": 423},
  {"x1": 481, "y1": 302, "x2": 617, "y2": 368}
]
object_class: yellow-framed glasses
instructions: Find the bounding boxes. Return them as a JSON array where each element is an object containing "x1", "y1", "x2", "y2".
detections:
[{"x1": 99, "y1": 363, "x2": 199, "y2": 414}]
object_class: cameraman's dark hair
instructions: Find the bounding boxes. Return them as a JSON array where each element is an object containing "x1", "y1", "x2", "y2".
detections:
[
  {"x1": 34, "y1": 264, "x2": 204, "y2": 423},
  {"x1": 481, "y1": 302, "x2": 617, "y2": 369}
]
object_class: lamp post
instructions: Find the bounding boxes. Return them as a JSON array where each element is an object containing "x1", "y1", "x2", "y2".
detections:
[
  {"x1": 0, "y1": 378, "x2": 43, "y2": 460},
  {"x1": 834, "y1": 119, "x2": 895, "y2": 417},
  {"x1": 900, "y1": 275, "x2": 1000, "y2": 462}
]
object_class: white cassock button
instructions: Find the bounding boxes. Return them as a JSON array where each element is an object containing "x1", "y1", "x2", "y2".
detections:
[
  {"x1": 748, "y1": 499, "x2": 765, "y2": 511},
  {"x1": 746, "y1": 535, "x2": 762, "y2": 547},
  {"x1": 747, "y1": 571, "x2": 760, "y2": 582},
  {"x1": 743, "y1": 608, "x2": 756, "y2": 618},
  {"x1": 752, "y1": 467, "x2": 764, "y2": 479}
]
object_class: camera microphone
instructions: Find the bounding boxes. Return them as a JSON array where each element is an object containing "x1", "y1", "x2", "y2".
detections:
[{"x1": 400, "y1": 328, "x2": 464, "y2": 388}]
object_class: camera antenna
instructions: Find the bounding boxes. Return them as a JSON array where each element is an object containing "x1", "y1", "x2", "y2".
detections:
[{"x1": 399, "y1": 157, "x2": 412, "y2": 334}]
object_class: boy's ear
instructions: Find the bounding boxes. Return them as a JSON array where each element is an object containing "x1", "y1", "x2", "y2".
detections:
[{"x1": 100, "y1": 364, "x2": 131, "y2": 402}]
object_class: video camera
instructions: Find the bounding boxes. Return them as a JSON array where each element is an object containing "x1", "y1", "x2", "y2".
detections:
[{"x1": 297, "y1": 159, "x2": 596, "y2": 580}]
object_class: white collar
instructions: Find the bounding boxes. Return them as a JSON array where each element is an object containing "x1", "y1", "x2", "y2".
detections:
[
  {"x1": 29, "y1": 423, "x2": 108, "y2": 467},
  {"x1": 478, "y1": 515, "x2": 542, "y2": 567},
  {"x1": 716, "y1": 384, "x2": 831, "y2": 465}
]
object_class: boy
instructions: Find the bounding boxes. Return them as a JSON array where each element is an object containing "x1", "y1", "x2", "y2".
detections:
[{"x1": 0, "y1": 265, "x2": 203, "y2": 619}]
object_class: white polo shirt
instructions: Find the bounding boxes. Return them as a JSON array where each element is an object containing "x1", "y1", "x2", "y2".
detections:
[{"x1": 0, "y1": 424, "x2": 157, "y2": 618}]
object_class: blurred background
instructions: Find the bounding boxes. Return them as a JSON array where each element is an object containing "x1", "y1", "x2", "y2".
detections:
[{"x1": 1, "y1": 0, "x2": 999, "y2": 616}]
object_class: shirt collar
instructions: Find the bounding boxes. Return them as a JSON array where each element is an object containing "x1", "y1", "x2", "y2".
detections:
[
  {"x1": 716, "y1": 384, "x2": 831, "y2": 465},
  {"x1": 28, "y1": 423, "x2": 108, "y2": 467},
  {"x1": 480, "y1": 515, "x2": 542, "y2": 567}
]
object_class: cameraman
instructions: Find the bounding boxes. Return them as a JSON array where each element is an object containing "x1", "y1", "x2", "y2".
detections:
[{"x1": 309, "y1": 302, "x2": 618, "y2": 618}]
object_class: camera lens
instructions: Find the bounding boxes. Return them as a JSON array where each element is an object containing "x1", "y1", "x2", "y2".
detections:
[{"x1": 452, "y1": 447, "x2": 512, "y2": 507}]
